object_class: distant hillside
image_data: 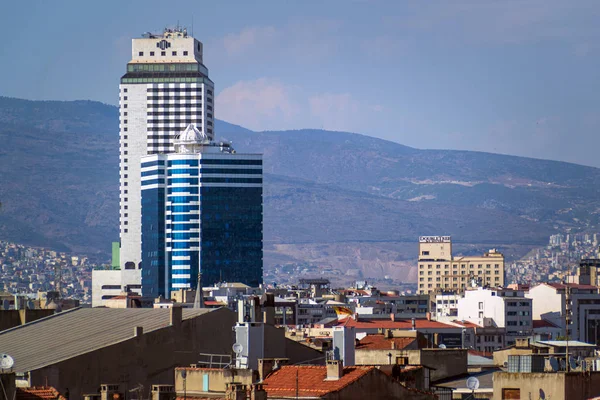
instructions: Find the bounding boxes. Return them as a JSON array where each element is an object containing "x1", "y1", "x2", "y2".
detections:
[{"x1": 1, "y1": 97, "x2": 598, "y2": 282}]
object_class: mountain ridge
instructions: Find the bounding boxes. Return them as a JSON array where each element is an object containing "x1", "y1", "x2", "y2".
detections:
[{"x1": 1, "y1": 96, "x2": 598, "y2": 283}]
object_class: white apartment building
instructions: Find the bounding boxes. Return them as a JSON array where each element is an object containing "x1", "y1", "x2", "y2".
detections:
[
  {"x1": 118, "y1": 27, "x2": 214, "y2": 270},
  {"x1": 91, "y1": 268, "x2": 142, "y2": 307},
  {"x1": 434, "y1": 292, "x2": 463, "y2": 318},
  {"x1": 458, "y1": 287, "x2": 532, "y2": 346},
  {"x1": 527, "y1": 283, "x2": 600, "y2": 344}
]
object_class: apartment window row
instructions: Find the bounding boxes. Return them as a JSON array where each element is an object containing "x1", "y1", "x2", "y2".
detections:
[
  {"x1": 147, "y1": 96, "x2": 202, "y2": 101},
  {"x1": 138, "y1": 51, "x2": 189, "y2": 57}
]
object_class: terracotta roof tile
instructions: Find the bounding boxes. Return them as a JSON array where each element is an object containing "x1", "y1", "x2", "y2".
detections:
[
  {"x1": 17, "y1": 387, "x2": 66, "y2": 400},
  {"x1": 357, "y1": 335, "x2": 417, "y2": 350},
  {"x1": 337, "y1": 318, "x2": 454, "y2": 330},
  {"x1": 263, "y1": 365, "x2": 374, "y2": 397},
  {"x1": 533, "y1": 319, "x2": 559, "y2": 329}
]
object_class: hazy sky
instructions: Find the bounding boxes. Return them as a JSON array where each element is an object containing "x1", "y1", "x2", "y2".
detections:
[{"x1": 2, "y1": 0, "x2": 600, "y2": 166}]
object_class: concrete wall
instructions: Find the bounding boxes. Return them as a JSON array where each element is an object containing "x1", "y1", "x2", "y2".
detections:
[
  {"x1": 493, "y1": 372, "x2": 600, "y2": 400},
  {"x1": 355, "y1": 349, "x2": 466, "y2": 382},
  {"x1": 493, "y1": 348, "x2": 532, "y2": 367},
  {"x1": 174, "y1": 368, "x2": 255, "y2": 396},
  {"x1": 29, "y1": 308, "x2": 237, "y2": 400},
  {"x1": 330, "y1": 369, "x2": 435, "y2": 400}
]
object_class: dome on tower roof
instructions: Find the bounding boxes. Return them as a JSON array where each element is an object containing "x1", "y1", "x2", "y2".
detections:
[{"x1": 176, "y1": 124, "x2": 209, "y2": 144}]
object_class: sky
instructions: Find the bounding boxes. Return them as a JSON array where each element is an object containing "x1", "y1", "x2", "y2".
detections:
[{"x1": 2, "y1": 0, "x2": 600, "y2": 167}]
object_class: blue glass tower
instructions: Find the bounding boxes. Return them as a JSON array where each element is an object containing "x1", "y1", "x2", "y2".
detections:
[{"x1": 141, "y1": 124, "x2": 263, "y2": 298}]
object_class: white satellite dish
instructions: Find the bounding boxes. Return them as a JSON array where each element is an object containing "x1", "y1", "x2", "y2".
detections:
[
  {"x1": 466, "y1": 377, "x2": 480, "y2": 391},
  {"x1": 0, "y1": 354, "x2": 14, "y2": 370},
  {"x1": 439, "y1": 344, "x2": 447, "y2": 349},
  {"x1": 549, "y1": 357, "x2": 559, "y2": 372},
  {"x1": 232, "y1": 343, "x2": 244, "y2": 355}
]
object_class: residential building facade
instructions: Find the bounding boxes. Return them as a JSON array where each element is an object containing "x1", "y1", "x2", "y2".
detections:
[
  {"x1": 417, "y1": 236, "x2": 505, "y2": 294},
  {"x1": 457, "y1": 288, "x2": 532, "y2": 346}
]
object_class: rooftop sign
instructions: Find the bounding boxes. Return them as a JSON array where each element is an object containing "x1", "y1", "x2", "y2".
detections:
[{"x1": 419, "y1": 236, "x2": 451, "y2": 243}]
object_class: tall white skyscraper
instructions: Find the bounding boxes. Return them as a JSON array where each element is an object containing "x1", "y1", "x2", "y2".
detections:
[{"x1": 118, "y1": 27, "x2": 215, "y2": 269}]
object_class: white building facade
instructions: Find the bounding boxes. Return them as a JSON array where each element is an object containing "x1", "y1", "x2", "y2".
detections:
[
  {"x1": 119, "y1": 27, "x2": 214, "y2": 270},
  {"x1": 91, "y1": 268, "x2": 141, "y2": 307},
  {"x1": 457, "y1": 288, "x2": 532, "y2": 346},
  {"x1": 527, "y1": 283, "x2": 600, "y2": 344}
]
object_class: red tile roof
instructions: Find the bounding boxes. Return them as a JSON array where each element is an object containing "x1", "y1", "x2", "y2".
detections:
[
  {"x1": 533, "y1": 319, "x2": 560, "y2": 329},
  {"x1": 17, "y1": 387, "x2": 66, "y2": 400},
  {"x1": 357, "y1": 335, "x2": 418, "y2": 350},
  {"x1": 337, "y1": 318, "x2": 455, "y2": 330},
  {"x1": 468, "y1": 350, "x2": 493, "y2": 358},
  {"x1": 262, "y1": 365, "x2": 374, "y2": 397}
]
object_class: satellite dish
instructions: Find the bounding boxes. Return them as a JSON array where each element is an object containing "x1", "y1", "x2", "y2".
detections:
[
  {"x1": 439, "y1": 344, "x2": 447, "y2": 349},
  {"x1": 180, "y1": 370, "x2": 187, "y2": 379},
  {"x1": 0, "y1": 354, "x2": 14, "y2": 370},
  {"x1": 569, "y1": 356, "x2": 577, "y2": 371},
  {"x1": 549, "y1": 357, "x2": 559, "y2": 372},
  {"x1": 560, "y1": 359, "x2": 566, "y2": 370},
  {"x1": 232, "y1": 343, "x2": 244, "y2": 355},
  {"x1": 466, "y1": 377, "x2": 480, "y2": 391}
]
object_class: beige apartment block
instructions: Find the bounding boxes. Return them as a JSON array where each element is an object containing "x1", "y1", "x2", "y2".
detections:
[{"x1": 417, "y1": 236, "x2": 505, "y2": 294}]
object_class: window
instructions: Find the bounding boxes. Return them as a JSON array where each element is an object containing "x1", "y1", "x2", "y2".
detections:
[
  {"x1": 123, "y1": 143, "x2": 128, "y2": 147},
  {"x1": 183, "y1": 51, "x2": 188, "y2": 55},
  {"x1": 139, "y1": 51, "x2": 144, "y2": 56},
  {"x1": 123, "y1": 88, "x2": 127, "y2": 93},
  {"x1": 124, "y1": 119, "x2": 128, "y2": 124},
  {"x1": 502, "y1": 388, "x2": 520, "y2": 400},
  {"x1": 124, "y1": 112, "x2": 128, "y2": 116},
  {"x1": 123, "y1": 96, "x2": 127, "y2": 100},
  {"x1": 124, "y1": 135, "x2": 128, "y2": 139},
  {"x1": 172, "y1": 51, "x2": 177, "y2": 56},
  {"x1": 124, "y1": 229, "x2": 128, "y2": 233},
  {"x1": 150, "y1": 51, "x2": 155, "y2": 56},
  {"x1": 124, "y1": 128, "x2": 128, "y2": 132},
  {"x1": 422, "y1": 251, "x2": 430, "y2": 256},
  {"x1": 479, "y1": 302, "x2": 483, "y2": 309},
  {"x1": 161, "y1": 51, "x2": 166, "y2": 56}
]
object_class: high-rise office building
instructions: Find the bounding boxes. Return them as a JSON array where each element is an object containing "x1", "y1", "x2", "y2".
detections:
[
  {"x1": 417, "y1": 236, "x2": 505, "y2": 294},
  {"x1": 141, "y1": 124, "x2": 263, "y2": 298},
  {"x1": 119, "y1": 27, "x2": 215, "y2": 270}
]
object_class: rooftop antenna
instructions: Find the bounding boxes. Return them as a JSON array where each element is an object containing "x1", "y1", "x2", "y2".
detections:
[{"x1": 192, "y1": 15, "x2": 194, "y2": 37}]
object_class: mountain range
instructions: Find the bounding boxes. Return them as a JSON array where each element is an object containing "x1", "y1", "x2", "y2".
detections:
[{"x1": 1, "y1": 96, "x2": 599, "y2": 284}]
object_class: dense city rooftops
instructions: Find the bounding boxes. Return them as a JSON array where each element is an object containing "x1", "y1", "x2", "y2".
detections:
[{"x1": 262, "y1": 365, "x2": 374, "y2": 398}]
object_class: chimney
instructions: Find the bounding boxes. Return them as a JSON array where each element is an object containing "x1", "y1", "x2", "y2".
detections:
[
  {"x1": 426, "y1": 312, "x2": 431, "y2": 321},
  {"x1": 249, "y1": 384, "x2": 267, "y2": 400},
  {"x1": 170, "y1": 306, "x2": 182, "y2": 328},
  {"x1": 257, "y1": 359, "x2": 274, "y2": 382},
  {"x1": 226, "y1": 383, "x2": 247, "y2": 400},
  {"x1": 390, "y1": 313, "x2": 395, "y2": 322},
  {"x1": 100, "y1": 385, "x2": 122, "y2": 400},
  {"x1": 134, "y1": 326, "x2": 143, "y2": 337},
  {"x1": 391, "y1": 340, "x2": 396, "y2": 350},
  {"x1": 411, "y1": 318, "x2": 416, "y2": 331},
  {"x1": 326, "y1": 360, "x2": 344, "y2": 380}
]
